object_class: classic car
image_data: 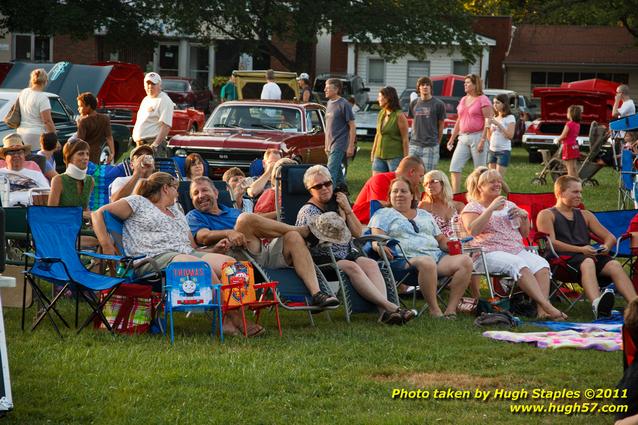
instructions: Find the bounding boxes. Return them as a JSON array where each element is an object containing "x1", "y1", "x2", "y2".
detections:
[
  {"x1": 0, "y1": 89, "x2": 131, "y2": 169},
  {"x1": 355, "y1": 101, "x2": 382, "y2": 140},
  {"x1": 0, "y1": 61, "x2": 206, "y2": 136},
  {"x1": 312, "y1": 74, "x2": 370, "y2": 108},
  {"x1": 168, "y1": 100, "x2": 328, "y2": 177},
  {"x1": 522, "y1": 79, "x2": 617, "y2": 162},
  {"x1": 162, "y1": 77, "x2": 214, "y2": 113}
]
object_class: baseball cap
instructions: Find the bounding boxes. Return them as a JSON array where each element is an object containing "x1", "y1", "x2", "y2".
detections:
[
  {"x1": 130, "y1": 144, "x2": 154, "y2": 160},
  {"x1": 297, "y1": 72, "x2": 310, "y2": 81},
  {"x1": 144, "y1": 72, "x2": 162, "y2": 85}
]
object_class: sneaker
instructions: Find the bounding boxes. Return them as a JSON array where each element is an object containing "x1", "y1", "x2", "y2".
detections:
[
  {"x1": 592, "y1": 289, "x2": 615, "y2": 319},
  {"x1": 311, "y1": 291, "x2": 340, "y2": 308}
]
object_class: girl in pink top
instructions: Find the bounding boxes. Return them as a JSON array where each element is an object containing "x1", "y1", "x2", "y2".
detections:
[
  {"x1": 447, "y1": 74, "x2": 494, "y2": 193},
  {"x1": 555, "y1": 105, "x2": 582, "y2": 177}
]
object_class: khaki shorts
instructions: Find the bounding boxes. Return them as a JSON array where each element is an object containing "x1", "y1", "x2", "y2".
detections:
[
  {"x1": 135, "y1": 250, "x2": 207, "y2": 276},
  {"x1": 230, "y1": 237, "x2": 289, "y2": 269}
]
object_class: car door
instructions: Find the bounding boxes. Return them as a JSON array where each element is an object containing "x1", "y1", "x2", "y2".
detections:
[{"x1": 303, "y1": 108, "x2": 327, "y2": 163}]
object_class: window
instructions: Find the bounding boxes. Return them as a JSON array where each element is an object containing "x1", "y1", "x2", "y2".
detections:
[
  {"x1": 453, "y1": 61, "x2": 469, "y2": 76},
  {"x1": 531, "y1": 72, "x2": 546, "y2": 85},
  {"x1": 306, "y1": 110, "x2": 324, "y2": 132},
  {"x1": 159, "y1": 43, "x2": 179, "y2": 76},
  {"x1": 368, "y1": 59, "x2": 385, "y2": 84},
  {"x1": 13, "y1": 34, "x2": 52, "y2": 62},
  {"x1": 407, "y1": 61, "x2": 429, "y2": 89},
  {"x1": 530, "y1": 71, "x2": 631, "y2": 89}
]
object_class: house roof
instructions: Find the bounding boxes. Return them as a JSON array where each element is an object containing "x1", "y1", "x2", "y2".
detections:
[{"x1": 505, "y1": 25, "x2": 638, "y2": 66}]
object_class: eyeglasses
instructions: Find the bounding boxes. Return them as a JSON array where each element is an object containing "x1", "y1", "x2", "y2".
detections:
[
  {"x1": 309, "y1": 181, "x2": 333, "y2": 191},
  {"x1": 424, "y1": 179, "x2": 441, "y2": 186},
  {"x1": 5, "y1": 150, "x2": 24, "y2": 156},
  {"x1": 408, "y1": 219, "x2": 419, "y2": 234}
]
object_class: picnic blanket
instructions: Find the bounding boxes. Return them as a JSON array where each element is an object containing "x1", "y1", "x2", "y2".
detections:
[{"x1": 483, "y1": 330, "x2": 621, "y2": 351}]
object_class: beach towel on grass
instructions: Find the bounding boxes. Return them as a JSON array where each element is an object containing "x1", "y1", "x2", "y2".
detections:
[{"x1": 483, "y1": 330, "x2": 622, "y2": 351}]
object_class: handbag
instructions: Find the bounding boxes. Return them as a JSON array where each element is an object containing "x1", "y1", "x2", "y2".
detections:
[{"x1": 3, "y1": 93, "x2": 21, "y2": 129}]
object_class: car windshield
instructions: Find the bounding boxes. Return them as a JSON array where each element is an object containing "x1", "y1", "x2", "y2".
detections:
[
  {"x1": 206, "y1": 104, "x2": 303, "y2": 132},
  {"x1": 163, "y1": 80, "x2": 189, "y2": 92},
  {"x1": 362, "y1": 102, "x2": 381, "y2": 112}
]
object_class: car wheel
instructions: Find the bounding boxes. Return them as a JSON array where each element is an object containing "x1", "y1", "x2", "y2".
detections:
[
  {"x1": 531, "y1": 177, "x2": 545, "y2": 186},
  {"x1": 528, "y1": 150, "x2": 543, "y2": 163}
]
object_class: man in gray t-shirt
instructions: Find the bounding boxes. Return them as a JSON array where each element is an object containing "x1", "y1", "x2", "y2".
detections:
[
  {"x1": 408, "y1": 76, "x2": 446, "y2": 171},
  {"x1": 324, "y1": 78, "x2": 355, "y2": 186}
]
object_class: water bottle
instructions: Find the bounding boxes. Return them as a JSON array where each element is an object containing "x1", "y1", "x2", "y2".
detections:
[
  {"x1": 0, "y1": 175, "x2": 10, "y2": 207},
  {"x1": 509, "y1": 208, "x2": 521, "y2": 229}
]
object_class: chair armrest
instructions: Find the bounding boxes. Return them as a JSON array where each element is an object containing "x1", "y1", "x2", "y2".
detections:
[
  {"x1": 78, "y1": 251, "x2": 143, "y2": 262},
  {"x1": 254, "y1": 282, "x2": 278, "y2": 289},
  {"x1": 23, "y1": 252, "x2": 61, "y2": 263}
]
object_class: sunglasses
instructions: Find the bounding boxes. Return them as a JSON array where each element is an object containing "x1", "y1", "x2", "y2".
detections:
[
  {"x1": 408, "y1": 219, "x2": 419, "y2": 234},
  {"x1": 309, "y1": 181, "x2": 333, "y2": 191},
  {"x1": 5, "y1": 149, "x2": 25, "y2": 156}
]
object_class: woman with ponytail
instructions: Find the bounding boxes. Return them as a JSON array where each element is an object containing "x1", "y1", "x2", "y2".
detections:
[{"x1": 17, "y1": 68, "x2": 56, "y2": 150}]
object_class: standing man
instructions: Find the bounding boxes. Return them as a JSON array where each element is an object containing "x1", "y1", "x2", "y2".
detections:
[
  {"x1": 613, "y1": 84, "x2": 635, "y2": 119},
  {"x1": 220, "y1": 71, "x2": 238, "y2": 102},
  {"x1": 260, "y1": 69, "x2": 281, "y2": 100},
  {"x1": 324, "y1": 78, "x2": 356, "y2": 188},
  {"x1": 132, "y1": 72, "x2": 174, "y2": 157},
  {"x1": 408, "y1": 77, "x2": 446, "y2": 172}
]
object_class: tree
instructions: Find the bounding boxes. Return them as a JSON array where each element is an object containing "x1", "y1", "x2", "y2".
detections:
[
  {"x1": 159, "y1": 0, "x2": 483, "y2": 72},
  {"x1": 464, "y1": 0, "x2": 638, "y2": 39},
  {"x1": 0, "y1": 0, "x2": 162, "y2": 54}
]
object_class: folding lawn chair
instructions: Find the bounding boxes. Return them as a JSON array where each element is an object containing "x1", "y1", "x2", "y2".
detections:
[
  {"x1": 623, "y1": 325, "x2": 636, "y2": 370},
  {"x1": 593, "y1": 209, "x2": 638, "y2": 270},
  {"x1": 89, "y1": 163, "x2": 122, "y2": 210},
  {"x1": 23, "y1": 206, "x2": 125, "y2": 337},
  {"x1": 507, "y1": 192, "x2": 558, "y2": 244},
  {"x1": 154, "y1": 157, "x2": 183, "y2": 180},
  {"x1": 164, "y1": 261, "x2": 223, "y2": 344},
  {"x1": 618, "y1": 149, "x2": 638, "y2": 209}
]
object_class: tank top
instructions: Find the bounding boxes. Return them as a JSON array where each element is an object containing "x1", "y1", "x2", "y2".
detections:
[
  {"x1": 374, "y1": 110, "x2": 404, "y2": 159},
  {"x1": 550, "y1": 207, "x2": 589, "y2": 254},
  {"x1": 59, "y1": 173, "x2": 94, "y2": 209}
]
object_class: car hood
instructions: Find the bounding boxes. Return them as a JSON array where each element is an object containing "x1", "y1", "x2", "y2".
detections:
[
  {"x1": 355, "y1": 111, "x2": 378, "y2": 127},
  {"x1": 168, "y1": 128, "x2": 293, "y2": 150},
  {"x1": 532, "y1": 88, "x2": 613, "y2": 123}
]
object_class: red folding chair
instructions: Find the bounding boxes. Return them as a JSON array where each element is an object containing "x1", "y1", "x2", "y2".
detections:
[{"x1": 623, "y1": 325, "x2": 636, "y2": 370}]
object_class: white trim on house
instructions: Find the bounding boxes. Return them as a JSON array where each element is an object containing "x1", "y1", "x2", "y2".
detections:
[{"x1": 340, "y1": 34, "x2": 494, "y2": 93}]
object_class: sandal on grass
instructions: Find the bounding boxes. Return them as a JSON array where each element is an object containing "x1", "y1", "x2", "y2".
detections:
[{"x1": 443, "y1": 313, "x2": 457, "y2": 320}]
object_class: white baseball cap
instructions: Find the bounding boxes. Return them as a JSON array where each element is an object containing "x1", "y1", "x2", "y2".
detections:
[
  {"x1": 297, "y1": 72, "x2": 310, "y2": 81},
  {"x1": 144, "y1": 72, "x2": 162, "y2": 85}
]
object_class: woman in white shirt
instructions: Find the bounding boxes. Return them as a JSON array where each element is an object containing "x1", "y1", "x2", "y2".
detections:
[
  {"x1": 17, "y1": 68, "x2": 56, "y2": 150},
  {"x1": 486, "y1": 94, "x2": 516, "y2": 178}
]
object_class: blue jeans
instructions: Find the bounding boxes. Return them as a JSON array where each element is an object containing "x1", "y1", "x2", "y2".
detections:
[
  {"x1": 372, "y1": 157, "x2": 402, "y2": 173},
  {"x1": 327, "y1": 149, "x2": 346, "y2": 187}
]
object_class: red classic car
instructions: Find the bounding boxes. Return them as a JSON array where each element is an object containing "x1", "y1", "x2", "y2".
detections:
[
  {"x1": 168, "y1": 100, "x2": 328, "y2": 176},
  {"x1": 522, "y1": 78, "x2": 618, "y2": 162},
  {"x1": 162, "y1": 77, "x2": 214, "y2": 113}
]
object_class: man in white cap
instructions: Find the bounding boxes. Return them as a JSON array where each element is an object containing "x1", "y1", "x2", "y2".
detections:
[
  {"x1": 132, "y1": 72, "x2": 174, "y2": 157},
  {"x1": 297, "y1": 72, "x2": 313, "y2": 103},
  {"x1": 0, "y1": 133, "x2": 50, "y2": 206},
  {"x1": 109, "y1": 144, "x2": 155, "y2": 202}
]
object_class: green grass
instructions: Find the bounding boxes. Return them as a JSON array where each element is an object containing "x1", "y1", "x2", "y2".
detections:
[{"x1": 3, "y1": 146, "x2": 627, "y2": 424}]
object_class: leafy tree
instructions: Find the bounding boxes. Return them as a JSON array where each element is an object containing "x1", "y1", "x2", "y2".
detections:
[
  {"x1": 464, "y1": 0, "x2": 638, "y2": 38},
  {"x1": 159, "y1": 0, "x2": 482, "y2": 71}
]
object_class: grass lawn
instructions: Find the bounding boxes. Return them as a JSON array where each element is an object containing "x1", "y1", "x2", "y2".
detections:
[{"x1": 2, "y1": 145, "x2": 629, "y2": 424}]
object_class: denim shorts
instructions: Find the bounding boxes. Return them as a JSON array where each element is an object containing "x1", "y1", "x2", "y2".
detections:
[{"x1": 488, "y1": 150, "x2": 511, "y2": 167}]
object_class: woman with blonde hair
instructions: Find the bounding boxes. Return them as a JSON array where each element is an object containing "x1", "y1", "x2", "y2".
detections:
[
  {"x1": 461, "y1": 167, "x2": 566, "y2": 320},
  {"x1": 418, "y1": 170, "x2": 464, "y2": 239},
  {"x1": 16, "y1": 68, "x2": 56, "y2": 150},
  {"x1": 446, "y1": 74, "x2": 494, "y2": 193}
]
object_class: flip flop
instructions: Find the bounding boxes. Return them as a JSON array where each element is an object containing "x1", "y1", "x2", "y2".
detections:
[{"x1": 443, "y1": 313, "x2": 457, "y2": 321}]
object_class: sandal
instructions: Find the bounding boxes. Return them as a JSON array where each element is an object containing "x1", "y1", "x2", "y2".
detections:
[
  {"x1": 443, "y1": 313, "x2": 457, "y2": 320},
  {"x1": 379, "y1": 310, "x2": 403, "y2": 325},
  {"x1": 398, "y1": 308, "x2": 417, "y2": 324}
]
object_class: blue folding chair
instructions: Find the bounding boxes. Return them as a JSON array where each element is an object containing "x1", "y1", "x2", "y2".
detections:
[
  {"x1": 165, "y1": 262, "x2": 223, "y2": 344},
  {"x1": 23, "y1": 207, "x2": 125, "y2": 337},
  {"x1": 593, "y1": 209, "x2": 638, "y2": 269},
  {"x1": 618, "y1": 149, "x2": 638, "y2": 209},
  {"x1": 154, "y1": 157, "x2": 183, "y2": 180}
]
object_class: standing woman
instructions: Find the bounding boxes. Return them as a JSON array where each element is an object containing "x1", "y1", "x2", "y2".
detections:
[
  {"x1": 370, "y1": 86, "x2": 409, "y2": 175},
  {"x1": 447, "y1": 74, "x2": 494, "y2": 193},
  {"x1": 76, "y1": 92, "x2": 115, "y2": 164},
  {"x1": 16, "y1": 68, "x2": 56, "y2": 150},
  {"x1": 487, "y1": 93, "x2": 516, "y2": 177}
]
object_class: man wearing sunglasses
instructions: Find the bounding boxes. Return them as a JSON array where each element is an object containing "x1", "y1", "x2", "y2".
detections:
[
  {"x1": 186, "y1": 176, "x2": 340, "y2": 309},
  {"x1": 352, "y1": 155, "x2": 425, "y2": 224}
]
